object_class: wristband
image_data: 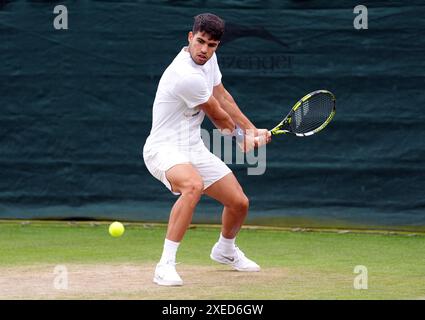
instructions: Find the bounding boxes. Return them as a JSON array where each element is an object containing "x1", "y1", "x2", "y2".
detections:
[{"x1": 233, "y1": 125, "x2": 245, "y2": 143}]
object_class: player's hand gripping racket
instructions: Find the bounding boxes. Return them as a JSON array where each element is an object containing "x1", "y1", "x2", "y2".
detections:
[{"x1": 270, "y1": 90, "x2": 336, "y2": 137}]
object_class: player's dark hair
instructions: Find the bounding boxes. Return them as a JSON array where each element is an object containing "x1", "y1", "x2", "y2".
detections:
[{"x1": 192, "y1": 13, "x2": 225, "y2": 41}]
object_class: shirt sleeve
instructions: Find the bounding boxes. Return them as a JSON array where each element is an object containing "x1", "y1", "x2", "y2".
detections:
[
  {"x1": 213, "y1": 53, "x2": 222, "y2": 86},
  {"x1": 174, "y1": 73, "x2": 211, "y2": 109}
]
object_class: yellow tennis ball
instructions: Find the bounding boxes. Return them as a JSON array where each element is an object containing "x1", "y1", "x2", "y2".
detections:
[{"x1": 109, "y1": 221, "x2": 125, "y2": 237}]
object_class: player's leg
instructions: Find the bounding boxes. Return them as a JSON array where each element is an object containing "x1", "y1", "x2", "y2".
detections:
[
  {"x1": 165, "y1": 163, "x2": 204, "y2": 242},
  {"x1": 204, "y1": 173, "x2": 260, "y2": 272},
  {"x1": 203, "y1": 173, "x2": 249, "y2": 239},
  {"x1": 154, "y1": 163, "x2": 203, "y2": 286}
]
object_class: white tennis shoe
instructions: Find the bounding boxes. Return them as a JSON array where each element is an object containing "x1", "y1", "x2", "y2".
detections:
[
  {"x1": 210, "y1": 243, "x2": 261, "y2": 272},
  {"x1": 153, "y1": 260, "x2": 183, "y2": 286}
]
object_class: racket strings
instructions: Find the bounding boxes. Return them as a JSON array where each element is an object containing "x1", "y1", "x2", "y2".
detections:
[{"x1": 290, "y1": 93, "x2": 334, "y2": 134}]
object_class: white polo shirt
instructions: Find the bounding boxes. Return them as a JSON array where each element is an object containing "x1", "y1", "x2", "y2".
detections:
[{"x1": 144, "y1": 47, "x2": 222, "y2": 150}]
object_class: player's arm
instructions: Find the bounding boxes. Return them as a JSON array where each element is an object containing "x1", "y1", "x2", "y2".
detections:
[
  {"x1": 199, "y1": 95, "x2": 235, "y2": 133},
  {"x1": 212, "y1": 83, "x2": 255, "y2": 132},
  {"x1": 200, "y1": 96, "x2": 254, "y2": 152},
  {"x1": 213, "y1": 83, "x2": 271, "y2": 146}
]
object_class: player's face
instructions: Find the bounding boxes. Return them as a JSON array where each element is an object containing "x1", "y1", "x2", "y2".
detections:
[{"x1": 188, "y1": 31, "x2": 220, "y2": 65}]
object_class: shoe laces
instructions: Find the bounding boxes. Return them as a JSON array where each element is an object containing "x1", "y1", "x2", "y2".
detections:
[{"x1": 234, "y1": 246, "x2": 246, "y2": 260}]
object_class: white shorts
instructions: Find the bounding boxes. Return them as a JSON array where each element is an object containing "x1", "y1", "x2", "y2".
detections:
[{"x1": 143, "y1": 143, "x2": 232, "y2": 195}]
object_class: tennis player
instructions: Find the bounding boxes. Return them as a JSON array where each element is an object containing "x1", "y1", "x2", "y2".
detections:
[{"x1": 143, "y1": 13, "x2": 271, "y2": 286}]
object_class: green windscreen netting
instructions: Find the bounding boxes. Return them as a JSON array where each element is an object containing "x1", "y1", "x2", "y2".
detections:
[{"x1": 1, "y1": 1, "x2": 424, "y2": 228}]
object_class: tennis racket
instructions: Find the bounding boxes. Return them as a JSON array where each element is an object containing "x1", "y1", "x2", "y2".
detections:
[{"x1": 270, "y1": 90, "x2": 336, "y2": 137}]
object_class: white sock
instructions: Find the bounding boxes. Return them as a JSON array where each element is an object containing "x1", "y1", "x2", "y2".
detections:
[
  {"x1": 217, "y1": 233, "x2": 236, "y2": 253},
  {"x1": 159, "y1": 238, "x2": 180, "y2": 264}
]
